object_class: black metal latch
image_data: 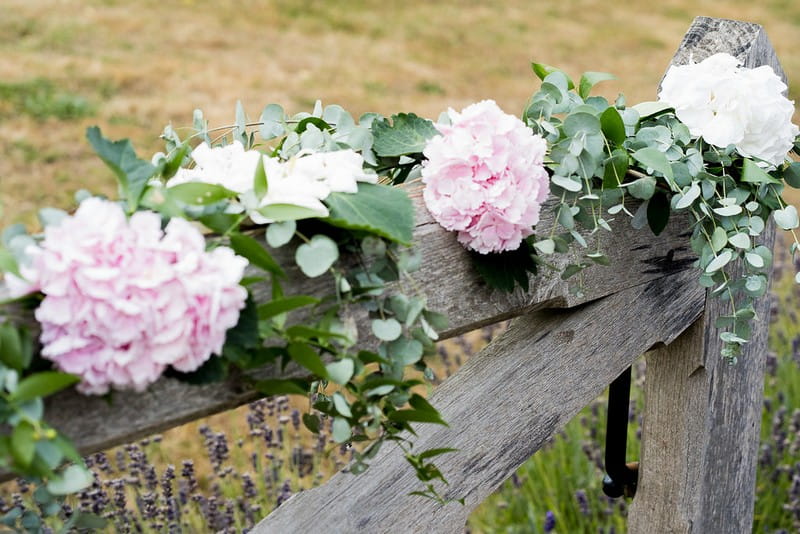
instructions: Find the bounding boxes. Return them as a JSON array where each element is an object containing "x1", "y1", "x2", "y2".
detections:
[{"x1": 602, "y1": 365, "x2": 639, "y2": 498}]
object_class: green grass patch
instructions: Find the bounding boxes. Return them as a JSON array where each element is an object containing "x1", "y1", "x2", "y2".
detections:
[{"x1": 0, "y1": 78, "x2": 94, "y2": 120}]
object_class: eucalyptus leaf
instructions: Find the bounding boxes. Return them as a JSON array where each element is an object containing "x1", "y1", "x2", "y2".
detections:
[
  {"x1": 47, "y1": 465, "x2": 94, "y2": 495},
  {"x1": 259, "y1": 103, "x2": 286, "y2": 140},
  {"x1": 266, "y1": 221, "x2": 296, "y2": 248},
  {"x1": 773, "y1": 205, "x2": 799, "y2": 230},
  {"x1": 632, "y1": 147, "x2": 674, "y2": 181},
  {"x1": 372, "y1": 318, "x2": 402, "y2": 341},
  {"x1": 627, "y1": 176, "x2": 657, "y2": 200},
  {"x1": 295, "y1": 235, "x2": 339, "y2": 278},
  {"x1": 727, "y1": 233, "x2": 750, "y2": 249},
  {"x1": 326, "y1": 359, "x2": 355, "y2": 385},
  {"x1": 711, "y1": 227, "x2": 728, "y2": 252},
  {"x1": 705, "y1": 249, "x2": 733, "y2": 273},
  {"x1": 332, "y1": 417, "x2": 352, "y2": 443}
]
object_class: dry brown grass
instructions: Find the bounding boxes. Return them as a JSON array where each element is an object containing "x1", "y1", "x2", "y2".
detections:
[{"x1": 1, "y1": 0, "x2": 798, "y2": 496}]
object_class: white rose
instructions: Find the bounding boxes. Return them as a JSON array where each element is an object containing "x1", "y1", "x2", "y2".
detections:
[{"x1": 658, "y1": 53, "x2": 798, "y2": 168}]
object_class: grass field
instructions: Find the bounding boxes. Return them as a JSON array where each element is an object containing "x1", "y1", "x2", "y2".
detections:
[{"x1": 1, "y1": 1, "x2": 799, "y2": 531}]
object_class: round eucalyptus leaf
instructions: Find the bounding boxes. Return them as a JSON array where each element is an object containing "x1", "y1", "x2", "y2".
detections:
[
  {"x1": 705, "y1": 249, "x2": 733, "y2": 273},
  {"x1": 372, "y1": 318, "x2": 402, "y2": 341},
  {"x1": 326, "y1": 359, "x2": 355, "y2": 385},
  {"x1": 295, "y1": 235, "x2": 339, "y2": 278},
  {"x1": 774, "y1": 205, "x2": 799, "y2": 230},
  {"x1": 332, "y1": 417, "x2": 351, "y2": 443},
  {"x1": 266, "y1": 221, "x2": 296, "y2": 248}
]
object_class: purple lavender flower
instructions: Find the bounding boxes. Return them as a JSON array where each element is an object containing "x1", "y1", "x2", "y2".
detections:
[{"x1": 543, "y1": 510, "x2": 556, "y2": 532}]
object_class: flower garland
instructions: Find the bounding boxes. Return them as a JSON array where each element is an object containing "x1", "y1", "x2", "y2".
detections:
[{"x1": 0, "y1": 52, "x2": 798, "y2": 523}]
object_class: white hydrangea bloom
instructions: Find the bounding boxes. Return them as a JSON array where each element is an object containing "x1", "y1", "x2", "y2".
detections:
[{"x1": 658, "y1": 53, "x2": 798, "y2": 168}]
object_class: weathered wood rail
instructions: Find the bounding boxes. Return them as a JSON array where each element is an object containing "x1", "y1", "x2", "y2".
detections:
[{"x1": 0, "y1": 16, "x2": 784, "y2": 534}]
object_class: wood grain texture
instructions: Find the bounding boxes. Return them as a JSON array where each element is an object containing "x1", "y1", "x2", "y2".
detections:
[
  {"x1": 253, "y1": 269, "x2": 706, "y2": 534},
  {"x1": 0, "y1": 193, "x2": 697, "y2": 458},
  {"x1": 628, "y1": 17, "x2": 780, "y2": 534}
]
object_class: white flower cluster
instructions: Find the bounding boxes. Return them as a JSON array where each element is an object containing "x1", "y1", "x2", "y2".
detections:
[
  {"x1": 658, "y1": 53, "x2": 799, "y2": 168},
  {"x1": 167, "y1": 141, "x2": 377, "y2": 222}
]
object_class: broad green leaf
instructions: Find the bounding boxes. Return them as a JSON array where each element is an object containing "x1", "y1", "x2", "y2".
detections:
[
  {"x1": 86, "y1": 126, "x2": 156, "y2": 212},
  {"x1": 371, "y1": 113, "x2": 439, "y2": 157},
  {"x1": 774, "y1": 205, "x2": 799, "y2": 230},
  {"x1": 325, "y1": 183, "x2": 414, "y2": 245},
  {"x1": 266, "y1": 221, "x2": 296, "y2": 248},
  {"x1": 295, "y1": 235, "x2": 339, "y2": 278},
  {"x1": 531, "y1": 63, "x2": 575, "y2": 89},
  {"x1": 784, "y1": 162, "x2": 800, "y2": 188},
  {"x1": 167, "y1": 183, "x2": 238, "y2": 205},
  {"x1": 603, "y1": 149, "x2": 628, "y2": 188},
  {"x1": 11, "y1": 421, "x2": 35, "y2": 467},
  {"x1": 578, "y1": 71, "x2": 616, "y2": 99},
  {"x1": 0, "y1": 248, "x2": 21, "y2": 278},
  {"x1": 741, "y1": 158, "x2": 781, "y2": 185},
  {"x1": 326, "y1": 359, "x2": 355, "y2": 385},
  {"x1": 253, "y1": 155, "x2": 268, "y2": 200},
  {"x1": 632, "y1": 147, "x2": 674, "y2": 181},
  {"x1": 600, "y1": 106, "x2": 626, "y2": 145},
  {"x1": 372, "y1": 318, "x2": 402, "y2": 341},
  {"x1": 255, "y1": 203, "x2": 325, "y2": 222},
  {"x1": 10, "y1": 372, "x2": 79, "y2": 403},
  {"x1": 288, "y1": 342, "x2": 328, "y2": 378},
  {"x1": 258, "y1": 296, "x2": 319, "y2": 320},
  {"x1": 647, "y1": 192, "x2": 670, "y2": 235},
  {"x1": 705, "y1": 249, "x2": 733, "y2": 273},
  {"x1": 627, "y1": 176, "x2": 657, "y2": 200},
  {"x1": 230, "y1": 233, "x2": 285, "y2": 276},
  {"x1": 387, "y1": 337, "x2": 424, "y2": 365},
  {"x1": 0, "y1": 323, "x2": 25, "y2": 371},
  {"x1": 46, "y1": 464, "x2": 94, "y2": 495}
]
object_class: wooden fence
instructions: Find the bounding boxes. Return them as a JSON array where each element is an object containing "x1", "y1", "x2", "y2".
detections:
[{"x1": 0, "y1": 16, "x2": 787, "y2": 533}]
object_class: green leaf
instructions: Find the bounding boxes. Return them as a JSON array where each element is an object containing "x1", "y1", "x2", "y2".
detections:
[
  {"x1": 266, "y1": 221, "x2": 296, "y2": 248},
  {"x1": 774, "y1": 205, "x2": 799, "y2": 230},
  {"x1": 325, "y1": 183, "x2": 414, "y2": 245},
  {"x1": 728, "y1": 233, "x2": 750, "y2": 249},
  {"x1": 531, "y1": 63, "x2": 575, "y2": 89},
  {"x1": 302, "y1": 413, "x2": 320, "y2": 433},
  {"x1": 0, "y1": 323, "x2": 26, "y2": 371},
  {"x1": 332, "y1": 417, "x2": 351, "y2": 443},
  {"x1": 371, "y1": 113, "x2": 439, "y2": 157},
  {"x1": 627, "y1": 176, "x2": 657, "y2": 200},
  {"x1": 469, "y1": 241, "x2": 537, "y2": 292},
  {"x1": 71, "y1": 513, "x2": 108, "y2": 529},
  {"x1": 46, "y1": 464, "x2": 94, "y2": 495},
  {"x1": 165, "y1": 356, "x2": 226, "y2": 384},
  {"x1": 326, "y1": 359, "x2": 355, "y2": 385},
  {"x1": 418, "y1": 447, "x2": 458, "y2": 461},
  {"x1": 631, "y1": 101, "x2": 672, "y2": 120},
  {"x1": 784, "y1": 162, "x2": 800, "y2": 188},
  {"x1": 86, "y1": 126, "x2": 156, "y2": 212},
  {"x1": 563, "y1": 112, "x2": 601, "y2": 136},
  {"x1": 230, "y1": 233, "x2": 285, "y2": 276},
  {"x1": 11, "y1": 421, "x2": 35, "y2": 468},
  {"x1": 295, "y1": 235, "x2": 339, "y2": 278},
  {"x1": 10, "y1": 372, "x2": 79, "y2": 403},
  {"x1": 741, "y1": 158, "x2": 781, "y2": 185},
  {"x1": 632, "y1": 147, "x2": 674, "y2": 181},
  {"x1": 372, "y1": 318, "x2": 402, "y2": 341},
  {"x1": 253, "y1": 154, "x2": 268, "y2": 200},
  {"x1": 387, "y1": 337, "x2": 424, "y2": 365},
  {"x1": 646, "y1": 192, "x2": 670, "y2": 235},
  {"x1": 254, "y1": 378, "x2": 310, "y2": 396},
  {"x1": 258, "y1": 296, "x2": 319, "y2": 320},
  {"x1": 259, "y1": 103, "x2": 286, "y2": 140},
  {"x1": 711, "y1": 227, "x2": 728, "y2": 252},
  {"x1": 705, "y1": 249, "x2": 733, "y2": 273},
  {"x1": 332, "y1": 392, "x2": 352, "y2": 417},
  {"x1": 578, "y1": 71, "x2": 616, "y2": 99},
  {"x1": 254, "y1": 203, "x2": 325, "y2": 222},
  {"x1": 600, "y1": 106, "x2": 626, "y2": 145},
  {"x1": 603, "y1": 149, "x2": 628, "y2": 188},
  {"x1": 167, "y1": 182, "x2": 238, "y2": 205},
  {"x1": 288, "y1": 342, "x2": 328, "y2": 378},
  {"x1": 0, "y1": 248, "x2": 21, "y2": 278}
]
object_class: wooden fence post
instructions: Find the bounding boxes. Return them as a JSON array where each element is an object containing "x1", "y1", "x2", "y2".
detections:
[{"x1": 628, "y1": 17, "x2": 783, "y2": 534}]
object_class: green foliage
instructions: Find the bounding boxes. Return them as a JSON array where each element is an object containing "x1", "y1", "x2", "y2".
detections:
[
  {"x1": 0, "y1": 78, "x2": 94, "y2": 120},
  {"x1": 371, "y1": 113, "x2": 439, "y2": 157},
  {"x1": 325, "y1": 183, "x2": 415, "y2": 245}
]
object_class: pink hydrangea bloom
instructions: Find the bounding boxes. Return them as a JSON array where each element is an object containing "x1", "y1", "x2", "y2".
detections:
[
  {"x1": 13, "y1": 198, "x2": 248, "y2": 395},
  {"x1": 421, "y1": 100, "x2": 550, "y2": 254}
]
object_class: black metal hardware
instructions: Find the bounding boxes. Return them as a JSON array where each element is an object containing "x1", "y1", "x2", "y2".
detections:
[{"x1": 602, "y1": 365, "x2": 639, "y2": 498}]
